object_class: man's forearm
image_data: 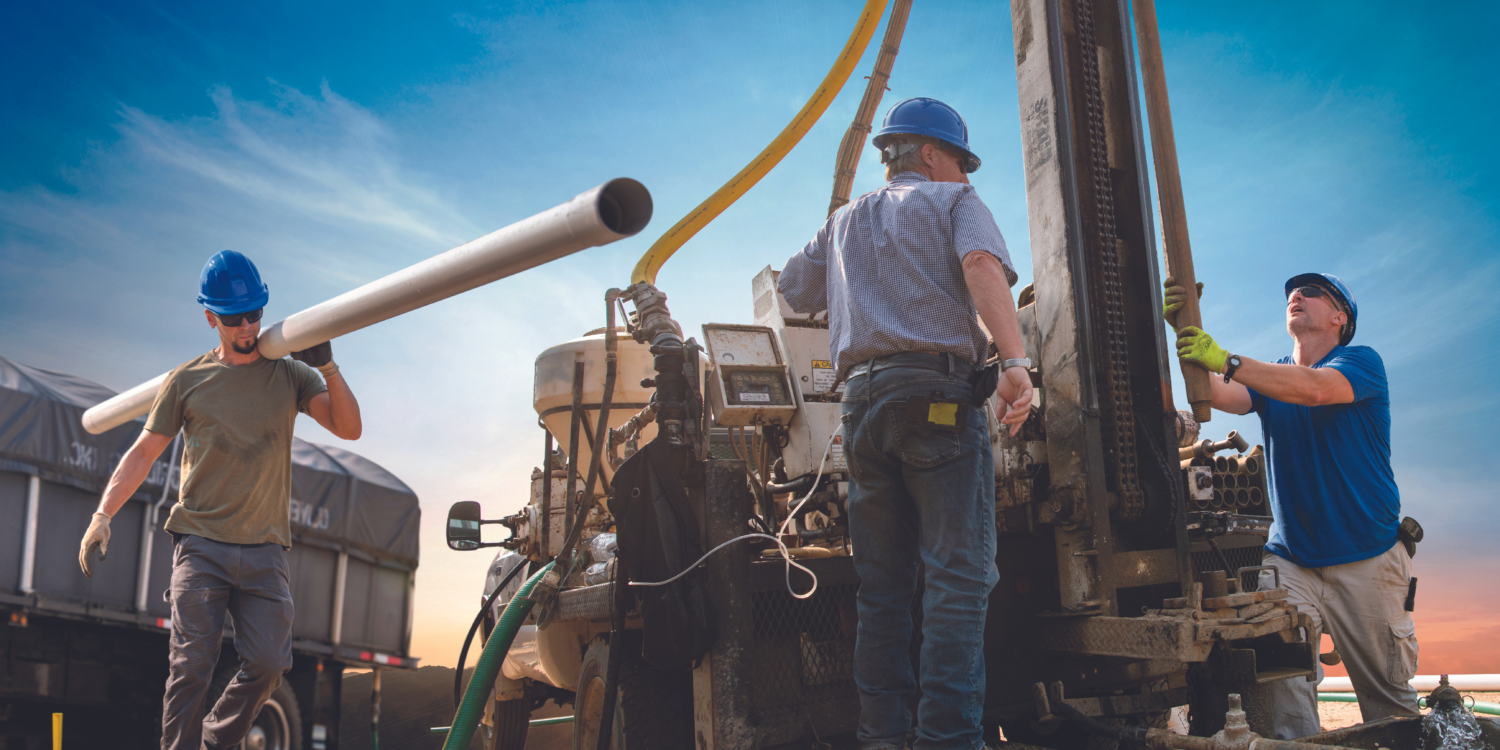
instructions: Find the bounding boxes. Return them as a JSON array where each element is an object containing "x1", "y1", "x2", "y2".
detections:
[
  {"x1": 1209, "y1": 374, "x2": 1253, "y2": 415},
  {"x1": 1230, "y1": 358, "x2": 1353, "y2": 407},
  {"x1": 98, "y1": 431, "x2": 171, "y2": 517},
  {"x1": 963, "y1": 253, "x2": 1025, "y2": 360},
  {"x1": 325, "y1": 373, "x2": 363, "y2": 439}
]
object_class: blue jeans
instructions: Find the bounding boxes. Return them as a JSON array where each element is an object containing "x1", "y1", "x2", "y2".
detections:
[{"x1": 841, "y1": 354, "x2": 998, "y2": 750}]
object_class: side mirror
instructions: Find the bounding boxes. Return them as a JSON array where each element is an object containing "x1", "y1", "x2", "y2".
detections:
[{"x1": 447, "y1": 501, "x2": 484, "y2": 551}]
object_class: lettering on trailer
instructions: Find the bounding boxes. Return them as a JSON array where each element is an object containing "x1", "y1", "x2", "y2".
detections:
[
  {"x1": 290, "y1": 498, "x2": 331, "y2": 531},
  {"x1": 810, "y1": 360, "x2": 844, "y2": 394},
  {"x1": 64, "y1": 441, "x2": 97, "y2": 472}
]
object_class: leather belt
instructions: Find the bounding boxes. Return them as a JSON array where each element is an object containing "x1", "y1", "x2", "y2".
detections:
[{"x1": 846, "y1": 352, "x2": 975, "y2": 382}]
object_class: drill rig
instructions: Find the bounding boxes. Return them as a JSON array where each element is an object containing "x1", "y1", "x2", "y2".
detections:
[{"x1": 445, "y1": 1, "x2": 1318, "y2": 748}]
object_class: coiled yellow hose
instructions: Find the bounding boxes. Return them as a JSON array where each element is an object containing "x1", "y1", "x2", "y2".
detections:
[{"x1": 631, "y1": 0, "x2": 890, "y2": 285}]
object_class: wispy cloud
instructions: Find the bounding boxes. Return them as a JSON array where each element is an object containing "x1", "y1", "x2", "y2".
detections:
[{"x1": 115, "y1": 82, "x2": 475, "y2": 245}]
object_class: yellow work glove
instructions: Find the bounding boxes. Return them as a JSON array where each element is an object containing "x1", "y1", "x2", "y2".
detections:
[
  {"x1": 79, "y1": 512, "x2": 111, "y2": 578},
  {"x1": 1162, "y1": 276, "x2": 1204, "y2": 330},
  {"x1": 1175, "y1": 326, "x2": 1229, "y2": 374}
]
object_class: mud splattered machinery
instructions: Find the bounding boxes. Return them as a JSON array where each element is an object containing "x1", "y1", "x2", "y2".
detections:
[{"x1": 445, "y1": 1, "x2": 1322, "y2": 748}]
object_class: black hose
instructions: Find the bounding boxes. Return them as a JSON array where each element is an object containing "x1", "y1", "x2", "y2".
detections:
[
  {"x1": 765, "y1": 473, "x2": 817, "y2": 496},
  {"x1": 453, "y1": 560, "x2": 531, "y2": 709}
]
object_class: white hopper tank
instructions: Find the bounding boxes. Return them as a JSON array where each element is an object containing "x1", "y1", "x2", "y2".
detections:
[{"x1": 533, "y1": 330, "x2": 657, "y2": 488}]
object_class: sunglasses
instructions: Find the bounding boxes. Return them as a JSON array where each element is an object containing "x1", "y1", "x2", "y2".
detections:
[
  {"x1": 1289, "y1": 286, "x2": 1345, "y2": 315},
  {"x1": 216, "y1": 308, "x2": 264, "y2": 327}
]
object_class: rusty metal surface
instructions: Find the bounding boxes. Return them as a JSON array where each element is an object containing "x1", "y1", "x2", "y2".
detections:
[
  {"x1": 1113, "y1": 548, "x2": 1180, "y2": 588},
  {"x1": 693, "y1": 460, "x2": 859, "y2": 748},
  {"x1": 1201, "y1": 590, "x2": 1287, "y2": 610},
  {"x1": 1071, "y1": 0, "x2": 1146, "y2": 522},
  {"x1": 553, "y1": 582, "x2": 616, "y2": 623},
  {"x1": 1037, "y1": 614, "x2": 1211, "y2": 662}
]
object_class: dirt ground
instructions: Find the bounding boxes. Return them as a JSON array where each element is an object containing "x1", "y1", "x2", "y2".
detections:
[{"x1": 1318, "y1": 691, "x2": 1500, "y2": 732}]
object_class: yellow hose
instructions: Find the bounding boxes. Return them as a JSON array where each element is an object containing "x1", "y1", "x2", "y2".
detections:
[{"x1": 630, "y1": 0, "x2": 890, "y2": 285}]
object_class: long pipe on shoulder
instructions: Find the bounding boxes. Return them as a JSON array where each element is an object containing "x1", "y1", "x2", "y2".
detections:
[{"x1": 82, "y1": 178, "x2": 653, "y2": 435}]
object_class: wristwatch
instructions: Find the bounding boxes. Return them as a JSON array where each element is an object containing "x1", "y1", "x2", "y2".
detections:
[
  {"x1": 1001, "y1": 357, "x2": 1032, "y2": 371},
  {"x1": 1223, "y1": 354, "x2": 1243, "y2": 383}
]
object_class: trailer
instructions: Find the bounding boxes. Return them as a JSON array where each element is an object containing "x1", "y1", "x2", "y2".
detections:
[{"x1": 0, "y1": 354, "x2": 420, "y2": 750}]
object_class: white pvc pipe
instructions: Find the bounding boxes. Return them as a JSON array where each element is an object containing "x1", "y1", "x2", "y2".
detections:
[
  {"x1": 82, "y1": 178, "x2": 653, "y2": 434},
  {"x1": 1320, "y1": 675, "x2": 1500, "y2": 692}
]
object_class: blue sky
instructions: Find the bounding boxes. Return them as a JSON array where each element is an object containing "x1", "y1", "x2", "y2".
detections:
[{"x1": 4, "y1": 0, "x2": 1497, "y2": 665}]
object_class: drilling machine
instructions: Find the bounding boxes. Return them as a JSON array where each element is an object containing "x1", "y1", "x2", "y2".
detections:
[{"x1": 444, "y1": 1, "x2": 1319, "y2": 748}]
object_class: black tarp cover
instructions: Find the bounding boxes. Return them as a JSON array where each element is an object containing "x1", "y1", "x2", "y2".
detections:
[{"x1": 0, "y1": 355, "x2": 418, "y2": 567}]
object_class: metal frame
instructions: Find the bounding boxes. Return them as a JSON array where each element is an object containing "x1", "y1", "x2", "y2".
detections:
[{"x1": 19, "y1": 474, "x2": 39, "y2": 593}]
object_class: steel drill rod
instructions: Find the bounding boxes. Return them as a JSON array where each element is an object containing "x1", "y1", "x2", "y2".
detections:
[{"x1": 1133, "y1": 0, "x2": 1211, "y2": 422}]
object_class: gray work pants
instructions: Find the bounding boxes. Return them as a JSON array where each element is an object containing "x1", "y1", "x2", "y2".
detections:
[
  {"x1": 1260, "y1": 543, "x2": 1420, "y2": 739},
  {"x1": 161, "y1": 534, "x2": 295, "y2": 750}
]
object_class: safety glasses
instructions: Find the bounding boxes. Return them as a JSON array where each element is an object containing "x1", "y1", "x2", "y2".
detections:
[
  {"x1": 1289, "y1": 285, "x2": 1330, "y2": 300},
  {"x1": 1288, "y1": 286, "x2": 1344, "y2": 315},
  {"x1": 215, "y1": 308, "x2": 264, "y2": 328}
]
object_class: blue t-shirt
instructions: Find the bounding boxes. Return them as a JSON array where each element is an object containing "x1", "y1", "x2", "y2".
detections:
[{"x1": 1247, "y1": 345, "x2": 1401, "y2": 568}]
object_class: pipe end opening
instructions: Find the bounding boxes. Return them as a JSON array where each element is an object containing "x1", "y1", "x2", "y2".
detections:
[{"x1": 597, "y1": 178, "x2": 653, "y2": 236}]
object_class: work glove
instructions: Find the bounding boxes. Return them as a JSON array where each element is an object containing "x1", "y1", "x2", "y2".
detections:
[
  {"x1": 79, "y1": 512, "x2": 111, "y2": 578},
  {"x1": 292, "y1": 341, "x2": 339, "y2": 378},
  {"x1": 1162, "y1": 276, "x2": 1204, "y2": 330},
  {"x1": 1175, "y1": 326, "x2": 1229, "y2": 374},
  {"x1": 995, "y1": 365, "x2": 1034, "y2": 437}
]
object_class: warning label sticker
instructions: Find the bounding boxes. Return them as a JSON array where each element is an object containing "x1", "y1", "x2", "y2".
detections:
[
  {"x1": 829, "y1": 434, "x2": 847, "y2": 471},
  {"x1": 738, "y1": 392, "x2": 771, "y2": 402},
  {"x1": 811, "y1": 360, "x2": 843, "y2": 393}
]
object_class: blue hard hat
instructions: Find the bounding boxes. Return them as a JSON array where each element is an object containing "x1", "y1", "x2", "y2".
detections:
[
  {"x1": 197, "y1": 250, "x2": 269, "y2": 315},
  {"x1": 871, "y1": 97, "x2": 981, "y2": 173},
  {"x1": 1284, "y1": 272, "x2": 1357, "y2": 346}
]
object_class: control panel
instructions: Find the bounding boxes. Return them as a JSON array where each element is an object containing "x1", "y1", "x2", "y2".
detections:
[{"x1": 702, "y1": 324, "x2": 798, "y2": 426}]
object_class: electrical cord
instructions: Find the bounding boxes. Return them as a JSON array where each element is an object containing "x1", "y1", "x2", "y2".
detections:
[
  {"x1": 453, "y1": 558, "x2": 532, "y2": 708},
  {"x1": 631, "y1": 426, "x2": 842, "y2": 600}
]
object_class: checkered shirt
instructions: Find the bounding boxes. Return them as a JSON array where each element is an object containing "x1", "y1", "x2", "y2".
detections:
[{"x1": 778, "y1": 172, "x2": 1017, "y2": 380}]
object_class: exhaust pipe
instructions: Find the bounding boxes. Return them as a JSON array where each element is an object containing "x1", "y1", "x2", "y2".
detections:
[{"x1": 82, "y1": 179, "x2": 653, "y2": 434}]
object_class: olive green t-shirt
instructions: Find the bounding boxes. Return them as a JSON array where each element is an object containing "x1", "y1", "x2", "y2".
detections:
[{"x1": 146, "y1": 352, "x2": 327, "y2": 547}]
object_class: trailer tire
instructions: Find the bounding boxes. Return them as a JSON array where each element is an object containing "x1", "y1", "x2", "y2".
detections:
[
  {"x1": 573, "y1": 635, "x2": 693, "y2": 750},
  {"x1": 204, "y1": 670, "x2": 303, "y2": 750},
  {"x1": 480, "y1": 695, "x2": 531, "y2": 750}
]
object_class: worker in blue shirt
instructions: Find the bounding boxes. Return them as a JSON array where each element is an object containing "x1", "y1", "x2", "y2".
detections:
[
  {"x1": 1167, "y1": 272, "x2": 1418, "y2": 738},
  {"x1": 780, "y1": 98, "x2": 1032, "y2": 750}
]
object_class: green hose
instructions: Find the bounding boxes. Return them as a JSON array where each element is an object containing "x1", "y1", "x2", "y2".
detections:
[
  {"x1": 1318, "y1": 692, "x2": 1500, "y2": 717},
  {"x1": 442, "y1": 561, "x2": 556, "y2": 750}
]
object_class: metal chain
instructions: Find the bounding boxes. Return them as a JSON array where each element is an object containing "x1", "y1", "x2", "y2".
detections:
[{"x1": 1075, "y1": 0, "x2": 1145, "y2": 519}]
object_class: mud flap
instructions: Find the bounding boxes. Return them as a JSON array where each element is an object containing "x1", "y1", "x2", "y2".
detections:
[{"x1": 611, "y1": 438, "x2": 717, "y2": 671}]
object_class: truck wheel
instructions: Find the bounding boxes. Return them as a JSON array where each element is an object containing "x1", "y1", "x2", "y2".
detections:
[
  {"x1": 205, "y1": 671, "x2": 303, "y2": 750},
  {"x1": 572, "y1": 636, "x2": 693, "y2": 750},
  {"x1": 479, "y1": 695, "x2": 531, "y2": 750},
  {"x1": 245, "y1": 682, "x2": 303, "y2": 750}
]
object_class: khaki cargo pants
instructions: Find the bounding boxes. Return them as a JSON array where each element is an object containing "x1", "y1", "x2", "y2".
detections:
[
  {"x1": 161, "y1": 534, "x2": 295, "y2": 750},
  {"x1": 1260, "y1": 542, "x2": 1420, "y2": 739}
]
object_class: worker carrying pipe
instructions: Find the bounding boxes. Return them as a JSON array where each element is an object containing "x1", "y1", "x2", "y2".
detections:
[
  {"x1": 78, "y1": 250, "x2": 362, "y2": 750},
  {"x1": 1166, "y1": 273, "x2": 1421, "y2": 738},
  {"x1": 777, "y1": 97, "x2": 1032, "y2": 750}
]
